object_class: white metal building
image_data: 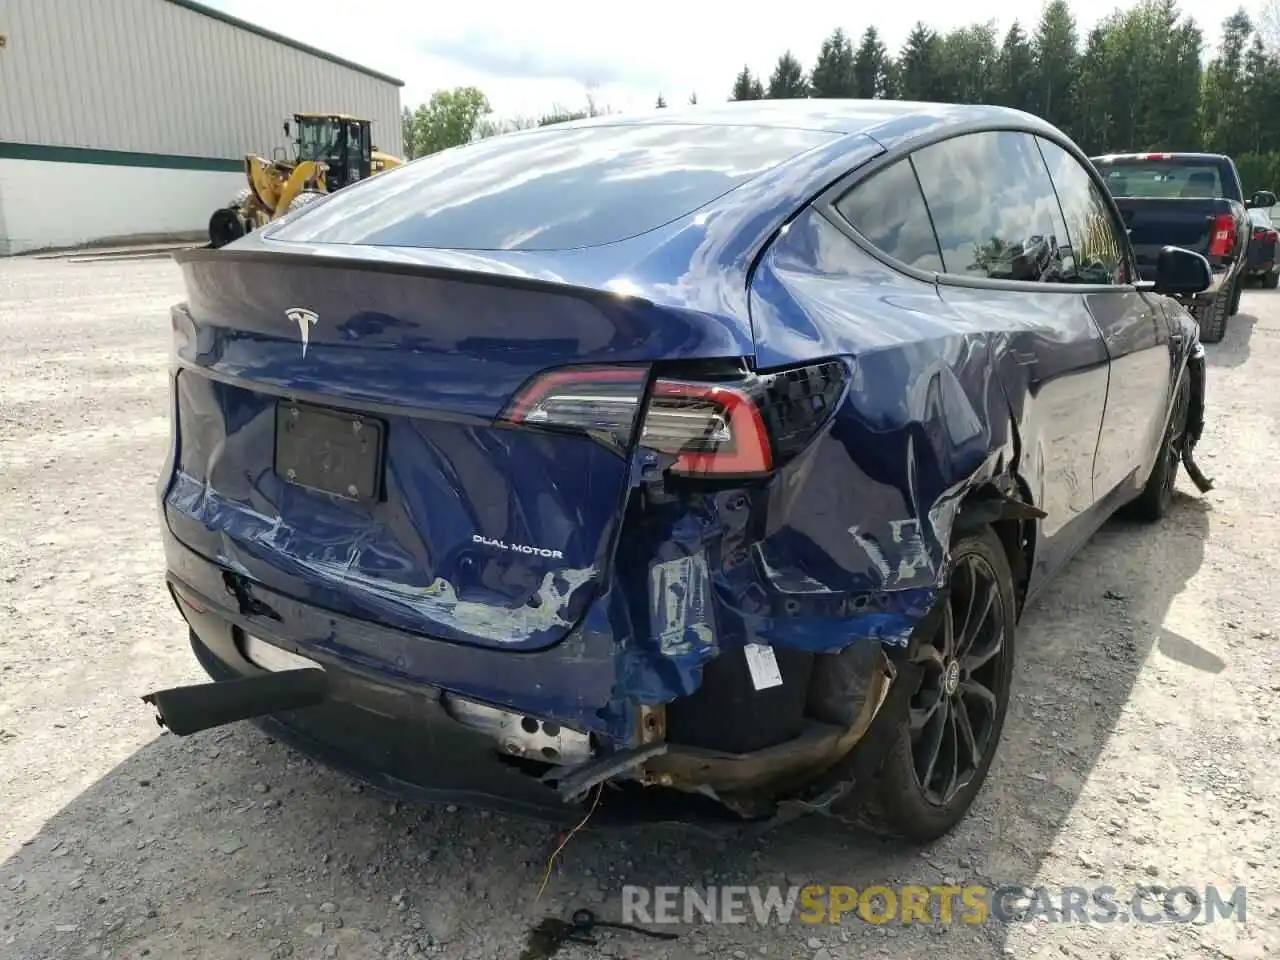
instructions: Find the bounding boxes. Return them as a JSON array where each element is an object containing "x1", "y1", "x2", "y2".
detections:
[{"x1": 0, "y1": 0, "x2": 403, "y2": 254}]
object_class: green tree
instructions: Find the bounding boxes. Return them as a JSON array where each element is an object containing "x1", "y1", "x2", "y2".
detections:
[
  {"x1": 1203, "y1": 10, "x2": 1254, "y2": 154},
  {"x1": 1031, "y1": 0, "x2": 1080, "y2": 128},
  {"x1": 897, "y1": 23, "x2": 943, "y2": 100},
  {"x1": 730, "y1": 64, "x2": 765, "y2": 100},
  {"x1": 811, "y1": 28, "x2": 856, "y2": 97},
  {"x1": 412, "y1": 87, "x2": 492, "y2": 156},
  {"x1": 656, "y1": 93, "x2": 668, "y2": 108},
  {"x1": 993, "y1": 23, "x2": 1036, "y2": 112},
  {"x1": 938, "y1": 22, "x2": 999, "y2": 105},
  {"x1": 400, "y1": 106, "x2": 417, "y2": 160},
  {"x1": 768, "y1": 51, "x2": 810, "y2": 98},
  {"x1": 852, "y1": 27, "x2": 892, "y2": 98},
  {"x1": 721, "y1": 2, "x2": 1280, "y2": 193},
  {"x1": 1239, "y1": 35, "x2": 1280, "y2": 154}
]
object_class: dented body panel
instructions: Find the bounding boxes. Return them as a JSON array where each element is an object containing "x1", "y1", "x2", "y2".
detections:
[{"x1": 150, "y1": 100, "x2": 1209, "y2": 823}]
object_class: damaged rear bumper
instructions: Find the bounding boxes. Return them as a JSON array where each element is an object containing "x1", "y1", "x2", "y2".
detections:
[{"x1": 150, "y1": 535, "x2": 915, "y2": 827}]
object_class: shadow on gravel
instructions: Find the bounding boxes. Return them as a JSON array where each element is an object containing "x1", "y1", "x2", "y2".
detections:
[
  {"x1": 1206, "y1": 312, "x2": 1256, "y2": 368},
  {"x1": 0, "y1": 496, "x2": 1214, "y2": 960}
]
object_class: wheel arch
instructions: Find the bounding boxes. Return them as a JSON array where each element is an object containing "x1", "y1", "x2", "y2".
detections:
[{"x1": 952, "y1": 476, "x2": 1039, "y2": 620}]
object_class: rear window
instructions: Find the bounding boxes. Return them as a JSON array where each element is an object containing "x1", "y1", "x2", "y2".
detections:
[
  {"x1": 1095, "y1": 160, "x2": 1225, "y2": 200},
  {"x1": 267, "y1": 123, "x2": 836, "y2": 251}
]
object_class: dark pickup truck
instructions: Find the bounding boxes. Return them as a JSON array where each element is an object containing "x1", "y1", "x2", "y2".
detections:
[{"x1": 1090, "y1": 151, "x2": 1276, "y2": 343}]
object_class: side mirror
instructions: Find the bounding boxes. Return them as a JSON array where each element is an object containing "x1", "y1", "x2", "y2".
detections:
[
  {"x1": 1247, "y1": 189, "x2": 1277, "y2": 209},
  {"x1": 1154, "y1": 245, "x2": 1212, "y2": 295},
  {"x1": 283, "y1": 120, "x2": 291, "y2": 138}
]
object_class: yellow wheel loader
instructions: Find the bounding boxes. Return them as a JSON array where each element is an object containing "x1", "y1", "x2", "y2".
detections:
[{"x1": 208, "y1": 112, "x2": 403, "y2": 248}]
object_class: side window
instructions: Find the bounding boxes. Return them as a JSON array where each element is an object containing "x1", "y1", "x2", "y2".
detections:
[
  {"x1": 1037, "y1": 138, "x2": 1129, "y2": 285},
  {"x1": 833, "y1": 157, "x2": 944, "y2": 273},
  {"x1": 911, "y1": 131, "x2": 1072, "y2": 282}
]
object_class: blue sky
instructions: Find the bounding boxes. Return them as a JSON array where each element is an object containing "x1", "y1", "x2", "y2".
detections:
[{"x1": 201, "y1": 0, "x2": 1255, "y2": 120}]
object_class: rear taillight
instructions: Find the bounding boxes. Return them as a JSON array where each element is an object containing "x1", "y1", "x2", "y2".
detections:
[
  {"x1": 639, "y1": 380, "x2": 772, "y2": 475},
  {"x1": 1209, "y1": 213, "x2": 1236, "y2": 257},
  {"x1": 500, "y1": 365, "x2": 649, "y2": 447},
  {"x1": 501, "y1": 360, "x2": 847, "y2": 477}
]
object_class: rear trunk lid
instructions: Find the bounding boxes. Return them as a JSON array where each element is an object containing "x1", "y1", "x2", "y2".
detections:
[{"x1": 164, "y1": 247, "x2": 753, "y2": 652}]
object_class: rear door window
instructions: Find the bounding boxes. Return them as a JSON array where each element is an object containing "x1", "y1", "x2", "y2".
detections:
[
  {"x1": 833, "y1": 157, "x2": 944, "y2": 272},
  {"x1": 1037, "y1": 138, "x2": 1129, "y2": 285},
  {"x1": 911, "y1": 131, "x2": 1072, "y2": 282},
  {"x1": 268, "y1": 123, "x2": 836, "y2": 251}
]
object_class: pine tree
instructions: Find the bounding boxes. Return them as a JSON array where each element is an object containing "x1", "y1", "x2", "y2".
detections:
[
  {"x1": 730, "y1": 65, "x2": 765, "y2": 101},
  {"x1": 897, "y1": 23, "x2": 942, "y2": 101},
  {"x1": 852, "y1": 27, "x2": 891, "y2": 98},
  {"x1": 993, "y1": 22, "x2": 1036, "y2": 112},
  {"x1": 1203, "y1": 10, "x2": 1254, "y2": 154},
  {"x1": 656, "y1": 93, "x2": 667, "y2": 109},
  {"x1": 1032, "y1": 0, "x2": 1081, "y2": 128},
  {"x1": 811, "y1": 28, "x2": 856, "y2": 97},
  {"x1": 768, "y1": 51, "x2": 811, "y2": 98}
]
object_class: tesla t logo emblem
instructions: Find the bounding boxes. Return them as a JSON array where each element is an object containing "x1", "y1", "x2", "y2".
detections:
[{"x1": 285, "y1": 308, "x2": 318, "y2": 358}]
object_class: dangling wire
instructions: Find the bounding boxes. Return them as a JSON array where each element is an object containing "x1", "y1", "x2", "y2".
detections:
[{"x1": 535, "y1": 784, "x2": 603, "y2": 902}]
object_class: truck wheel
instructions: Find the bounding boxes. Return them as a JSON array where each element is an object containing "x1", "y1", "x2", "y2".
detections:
[
  {"x1": 1229, "y1": 273, "x2": 1243, "y2": 316},
  {"x1": 1264, "y1": 271, "x2": 1279, "y2": 290},
  {"x1": 1194, "y1": 288, "x2": 1229, "y2": 344},
  {"x1": 834, "y1": 526, "x2": 1016, "y2": 844}
]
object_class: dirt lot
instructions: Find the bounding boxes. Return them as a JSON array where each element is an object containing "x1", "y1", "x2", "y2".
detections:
[{"x1": 1, "y1": 253, "x2": 1277, "y2": 960}]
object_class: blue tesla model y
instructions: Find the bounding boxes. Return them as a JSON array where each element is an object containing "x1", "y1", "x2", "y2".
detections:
[{"x1": 146, "y1": 100, "x2": 1214, "y2": 842}]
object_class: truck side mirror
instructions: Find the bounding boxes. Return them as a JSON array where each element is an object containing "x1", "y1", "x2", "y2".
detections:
[
  {"x1": 283, "y1": 121, "x2": 291, "y2": 138},
  {"x1": 1247, "y1": 190, "x2": 1276, "y2": 209}
]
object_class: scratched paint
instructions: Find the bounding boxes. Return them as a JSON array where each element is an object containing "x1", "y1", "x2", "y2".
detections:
[
  {"x1": 167, "y1": 471, "x2": 597, "y2": 645},
  {"x1": 648, "y1": 553, "x2": 716, "y2": 656}
]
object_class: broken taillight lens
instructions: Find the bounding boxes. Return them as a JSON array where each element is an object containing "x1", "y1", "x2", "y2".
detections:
[
  {"x1": 500, "y1": 365, "x2": 649, "y2": 446},
  {"x1": 639, "y1": 379, "x2": 772, "y2": 475},
  {"x1": 502, "y1": 360, "x2": 847, "y2": 478},
  {"x1": 1208, "y1": 213, "x2": 1236, "y2": 257}
]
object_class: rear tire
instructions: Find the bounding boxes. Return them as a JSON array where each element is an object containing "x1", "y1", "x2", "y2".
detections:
[
  {"x1": 1194, "y1": 286, "x2": 1230, "y2": 343},
  {"x1": 1264, "y1": 271, "x2": 1279, "y2": 290},
  {"x1": 836, "y1": 526, "x2": 1016, "y2": 844},
  {"x1": 208, "y1": 207, "x2": 244, "y2": 249},
  {"x1": 1229, "y1": 271, "x2": 1243, "y2": 316},
  {"x1": 1126, "y1": 368, "x2": 1190, "y2": 523}
]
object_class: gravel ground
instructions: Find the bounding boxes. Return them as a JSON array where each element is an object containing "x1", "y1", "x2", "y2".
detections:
[{"x1": 1, "y1": 254, "x2": 1277, "y2": 960}]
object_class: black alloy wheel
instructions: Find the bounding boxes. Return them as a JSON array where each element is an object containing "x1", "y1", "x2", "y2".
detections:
[
  {"x1": 908, "y1": 551, "x2": 1008, "y2": 807},
  {"x1": 838, "y1": 526, "x2": 1017, "y2": 843}
]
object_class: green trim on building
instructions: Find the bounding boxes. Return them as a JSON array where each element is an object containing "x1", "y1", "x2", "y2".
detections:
[
  {"x1": 0, "y1": 142, "x2": 242, "y2": 172},
  {"x1": 162, "y1": 0, "x2": 405, "y2": 87}
]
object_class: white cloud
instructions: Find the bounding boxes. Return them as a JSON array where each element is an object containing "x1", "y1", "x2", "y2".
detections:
[{"x1": 201, "y1": 0, "x2": 1246, "y2": 120}]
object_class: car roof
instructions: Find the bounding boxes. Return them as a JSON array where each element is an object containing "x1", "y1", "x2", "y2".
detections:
[{"x1": 544, "y1": 99, "x2": 1059, "y2": 149}]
